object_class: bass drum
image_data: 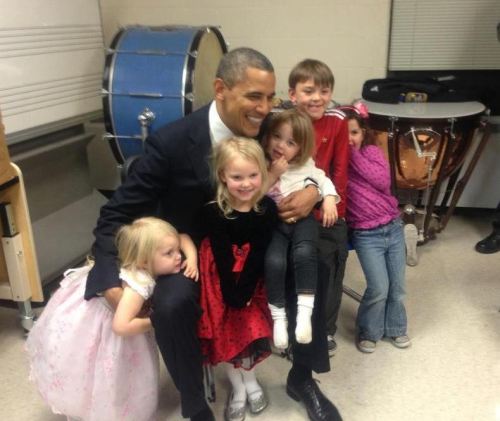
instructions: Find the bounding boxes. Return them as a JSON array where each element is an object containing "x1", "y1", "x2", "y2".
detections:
[{"x1": 103, "y1": 25, "x2": 227, "y2": 163}]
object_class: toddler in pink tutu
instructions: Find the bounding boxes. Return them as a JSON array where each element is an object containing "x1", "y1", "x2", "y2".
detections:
[{"x1": 26, "y1": 217, "x2": 198, "y2": 421}]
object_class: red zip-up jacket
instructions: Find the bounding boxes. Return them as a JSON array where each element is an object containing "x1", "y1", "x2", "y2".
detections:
[{"x1": 312, "y1": 109, "x2": 349, "y2": 219}]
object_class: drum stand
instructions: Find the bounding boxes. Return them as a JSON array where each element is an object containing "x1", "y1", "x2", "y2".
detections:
[
  {"x1": 408, "y1": 126, "x2": 438, "y2": 242},
  {"x1": 438, "y1": 120, "x2": 492, "y2": 231}
]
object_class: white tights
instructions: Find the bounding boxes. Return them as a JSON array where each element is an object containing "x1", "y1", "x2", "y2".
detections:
[{"x1": 224, "y1": 360, "x2": 262, "y2": 406}]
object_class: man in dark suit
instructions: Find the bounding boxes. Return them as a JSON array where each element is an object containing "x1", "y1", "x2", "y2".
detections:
[{"x1": 85, "y1": 47, "x2": 341, "y2": 421}]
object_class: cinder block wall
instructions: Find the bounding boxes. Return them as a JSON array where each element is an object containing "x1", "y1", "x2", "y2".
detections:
[{"x1": 99, "y1": 0, "x2": 391, "y2": 104}]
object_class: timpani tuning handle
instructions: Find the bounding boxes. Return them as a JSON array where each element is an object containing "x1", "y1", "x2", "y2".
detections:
[{"x1": 409, "y1": 127, "x2": 437, "y2": 160}]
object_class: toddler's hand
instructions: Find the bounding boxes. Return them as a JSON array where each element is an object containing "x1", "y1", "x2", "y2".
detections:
[
  {"x1": 182, "y1": 259, "x2": 199, "y2": 281},
  {"x1": 270, "y1": 156, "x2": 288, "y2": 177},
  {"x1": 321, "y1": 196, "x2": 338, "y2": 227}
]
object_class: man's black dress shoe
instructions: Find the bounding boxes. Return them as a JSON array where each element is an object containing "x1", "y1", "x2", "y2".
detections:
[
  {"x1": 286, "y1": 375, "x2": 342, "y2": 421},
  {"x1": 190, "y1": 406, "x2": 215, "y2": 421},
  {"x1": 475, "y1": 232, "x2": 500, "y2": 254}
]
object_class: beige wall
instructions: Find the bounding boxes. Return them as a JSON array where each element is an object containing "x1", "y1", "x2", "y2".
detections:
[{"x1": 98, "y1": 0, "x2": 391, "y2": 104}]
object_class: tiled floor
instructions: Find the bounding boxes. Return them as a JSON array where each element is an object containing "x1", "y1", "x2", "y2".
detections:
[{"x1": 1, "y1": 210, "x2": 499, "y2": 421}]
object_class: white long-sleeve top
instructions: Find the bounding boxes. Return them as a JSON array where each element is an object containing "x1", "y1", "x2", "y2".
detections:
[{"x1": 268, "y1": 157, "x2": 340, "y2": 205}]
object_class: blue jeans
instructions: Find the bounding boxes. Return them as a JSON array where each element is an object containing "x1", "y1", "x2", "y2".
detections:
[
  {"x1": 351, "y1": 218, "x2": 408, "y2": 341},
  {"x1": 265, "y1": 214, "x2": 318, "y2": 307}
]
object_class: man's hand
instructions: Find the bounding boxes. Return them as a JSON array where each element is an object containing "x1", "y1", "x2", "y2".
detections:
[{"x1": 278, "y1": 185, "x2": 320, "y2": 222}]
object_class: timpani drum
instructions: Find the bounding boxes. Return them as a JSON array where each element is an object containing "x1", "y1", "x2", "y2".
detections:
[
  {"x1": 365, "y1": 101, "x2": 485, "y2": 190},
  {"x1": 103, "y1": 26, "x2": 227, "y2": 163},
  {"x1": 364, "y1": 100, "x2": 487, "y2": 242}
]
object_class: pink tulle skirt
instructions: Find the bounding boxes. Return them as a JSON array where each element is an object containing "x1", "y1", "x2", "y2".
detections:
[{"x1": 25, "y1": 265, "x2": 159, "y2": 421}]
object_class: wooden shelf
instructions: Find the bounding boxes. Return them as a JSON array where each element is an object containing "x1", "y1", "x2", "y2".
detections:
[
  {"x1": 1, "y1": 114, "x2": 43, "y2": 306},
  {"x1": 0, "y1": 163, "x2": 43, "y2": 302}
]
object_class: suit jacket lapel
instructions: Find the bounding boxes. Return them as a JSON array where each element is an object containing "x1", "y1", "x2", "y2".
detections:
[{"x1": 187, "y1": 107, "x2": 213, "y2": 195}]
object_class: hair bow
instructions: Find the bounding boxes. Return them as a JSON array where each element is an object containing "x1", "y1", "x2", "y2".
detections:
[{"x1": 352, "y1": 100, "x2": 369, "y2": 119}]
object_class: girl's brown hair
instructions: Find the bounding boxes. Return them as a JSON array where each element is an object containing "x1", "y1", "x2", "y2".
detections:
[
  {"x1": 343, "y1": 108, "x2": 376, "y2": 149},
  {"x1": 262, "y1": 109, "x2": 315, "y2": 166}
]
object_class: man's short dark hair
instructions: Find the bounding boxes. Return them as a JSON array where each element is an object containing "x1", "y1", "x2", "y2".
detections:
[{"x1": 216, "y1": 47, "x2": 274, "y2": 88}]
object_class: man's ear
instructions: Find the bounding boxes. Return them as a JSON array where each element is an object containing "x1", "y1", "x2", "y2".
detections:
[
  {"x1": 288, "y1": 87, "x2": 296, "y2": 102},
  {"x1": 214, "y1": 78, "x2": 226, "y2": 101}
]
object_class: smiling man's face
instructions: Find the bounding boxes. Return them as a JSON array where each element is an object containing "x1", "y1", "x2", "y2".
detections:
[{"x1": 215, "y1": 67, "x2": 276, "y2": 138}]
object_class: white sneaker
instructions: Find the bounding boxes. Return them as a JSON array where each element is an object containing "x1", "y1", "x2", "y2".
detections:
[{"x1": 391, "y1": 335, "x2": 412, "y2": 349}]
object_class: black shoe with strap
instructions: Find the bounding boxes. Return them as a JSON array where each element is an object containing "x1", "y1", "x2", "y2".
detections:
[
  {"x1": 475, "y1": 232, "x2": 500, "y2": 254},
  {"x1": 286, "y1": 373, "x2": 342, "y2": 421}
]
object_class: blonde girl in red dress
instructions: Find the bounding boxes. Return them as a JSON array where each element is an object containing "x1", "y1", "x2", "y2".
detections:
[{"x1": 197, "y1": 137, "x2": 278, "y2": 421}]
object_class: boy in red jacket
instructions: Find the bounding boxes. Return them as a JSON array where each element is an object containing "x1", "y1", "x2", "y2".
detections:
[{"x1": 288, "y1": 59, "x2": 349, "y2": 356}]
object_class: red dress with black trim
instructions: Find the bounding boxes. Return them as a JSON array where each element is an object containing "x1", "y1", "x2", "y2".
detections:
[{"x1": 197, "y1": 197, "x2": 278, "y2": 369}]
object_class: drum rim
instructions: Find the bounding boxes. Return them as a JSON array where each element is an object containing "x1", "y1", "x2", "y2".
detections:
[
  {"x1": 103, "y1": 27, "x2": 127, "y2": 163},
  {"x1": 363, "y1": 100, "x2": 486, "y2": 120},
  {"x1": 183, "y1": 26, "x2": 228, "y2": 116},
  {"x1": 103, "y1": 26, "x2": 228, "y2": 164},
  {"x1": 368, "y1": 112, "x2": 484, "y2": 134}
]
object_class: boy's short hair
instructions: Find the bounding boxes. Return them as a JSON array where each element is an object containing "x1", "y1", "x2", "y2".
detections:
[{"x1": 288, "y1": 59, "x2": 334, "y2": 89}]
